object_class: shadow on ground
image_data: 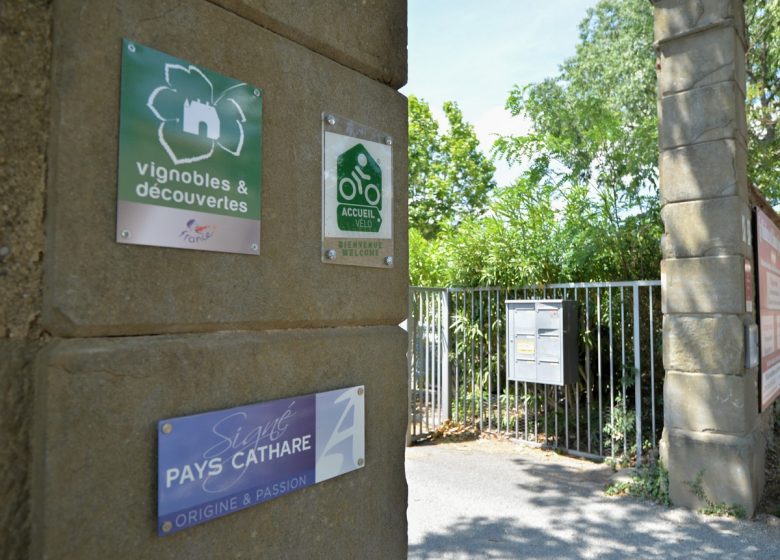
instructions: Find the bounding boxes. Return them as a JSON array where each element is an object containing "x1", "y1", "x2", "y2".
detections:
[{"x1": 407, "y1": 441, "x2": 776, "y2": 559}]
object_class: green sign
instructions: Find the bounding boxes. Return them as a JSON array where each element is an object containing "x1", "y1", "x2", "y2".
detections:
[
  {"x1": 116, "y1": 39, "x2": 262, "y2": 254},
  {"x1": 336, "y1": 144, "x2": 382, "y2": 233},
  {"x1": 321, "y1": 118, "x2": 393, "y2": 269}
]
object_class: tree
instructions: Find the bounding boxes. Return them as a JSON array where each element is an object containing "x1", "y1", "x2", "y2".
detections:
[
  {"x1": 493, "y1": 0, "x2": 659, "y2": 281},
  {"x1": 409, "y1": 0, "x2": 780, "y2": 287},
  {"x1": 746, "y1": 0, "x2": 780, "y2": 200},
  {"x1": 409, "y1": 0, "x2": 661, "y2": 285},
  {"x1": 409, "y1": 166, "x2": 566, "y2": 288},
  {"x1": 408, "y1": 95, "x2": 496, "y2": 239}
]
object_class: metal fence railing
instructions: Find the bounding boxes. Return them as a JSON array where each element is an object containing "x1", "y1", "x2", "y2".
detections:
[{"x1": 408, "y1": 281, "x2": 662, "y2": 465}]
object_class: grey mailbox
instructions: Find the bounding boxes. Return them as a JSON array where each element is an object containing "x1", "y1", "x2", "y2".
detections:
[{"x1": 506, "y1": 300, "x2": 578, "y2": 385}]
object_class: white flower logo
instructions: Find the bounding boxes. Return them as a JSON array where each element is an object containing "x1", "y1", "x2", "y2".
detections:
[{"x1": 147, "y1": 64, "x2": 248, "y2": 165}]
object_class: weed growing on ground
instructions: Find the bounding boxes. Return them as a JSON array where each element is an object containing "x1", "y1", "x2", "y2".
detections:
[{"x1": 605, "y1": 460, "x2": 670, "y2": 506}]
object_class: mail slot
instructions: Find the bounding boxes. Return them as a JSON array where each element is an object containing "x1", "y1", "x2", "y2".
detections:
[
  {"x1": 506, "y1": 300, "x2": 578, "y2": 385},
  {"x1": 537, "y1": 334, "x2": 560, "y2": 361}
]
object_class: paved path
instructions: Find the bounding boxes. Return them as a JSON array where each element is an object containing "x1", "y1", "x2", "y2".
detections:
[{"x1": 406, "y1": 439, "x2": 780, "y2": 559}]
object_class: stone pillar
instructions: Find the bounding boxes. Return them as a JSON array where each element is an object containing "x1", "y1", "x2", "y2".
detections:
[
  {"x1": 654, "y1": 0, "x2": 767, "y2": 515},
  {"x1": 0, "y1": 2, "x2": 52, "y2": 557},
  {"x1": 1, "y1": 1, "x2": 408, "y2": 558}
]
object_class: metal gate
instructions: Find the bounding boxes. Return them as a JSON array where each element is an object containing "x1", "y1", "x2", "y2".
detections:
[{"x1": 408, "y1": 281, "x2": 662, "y2": 464}]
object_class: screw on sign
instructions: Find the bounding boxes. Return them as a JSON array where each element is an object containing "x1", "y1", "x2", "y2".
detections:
[{"x1": 336, "y1": 144, "x2": 382, "y2": 233}]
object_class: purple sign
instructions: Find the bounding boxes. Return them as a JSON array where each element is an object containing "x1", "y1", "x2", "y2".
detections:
[{"x1": 157, "y1": 386, "x2": 365, "y2": 535}]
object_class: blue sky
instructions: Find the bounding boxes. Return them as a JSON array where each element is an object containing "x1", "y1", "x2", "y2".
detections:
[{"x1": 401, "y1": 0, "x2": 600, "y2": 185}]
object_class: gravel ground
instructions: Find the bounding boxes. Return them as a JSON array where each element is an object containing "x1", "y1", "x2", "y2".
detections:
[{"x1": 406, "y1": 439, "x2": 780, "y2": 559}]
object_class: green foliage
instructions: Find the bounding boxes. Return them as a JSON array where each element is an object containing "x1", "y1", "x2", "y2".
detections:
[
  {"x1": 410, "y1": 176, "x2": 573, "y2": 287},
  {"x1": 606, "y1": 460, "x2": 671, "y2": 506},
  {"x1": 746, "y1": 0, "x2": 780, "y2": 202},
  {"x1": 684, "y1": 470, "x2": 747, "y2": 518},
  {"x1": 409, "y1": 0, "x2": 662, "y2": 286},
  {"x1": 408, "y1": 95, "x2": 496, "y2": 239},
  {"x1": 603, "y1": 395, "x2": 635, "y2": 444},
  {"x1": 409, "y1": 0, "x2": 780, "y2": 287},
  {"x1": 497, "y1": 0, "x2": 657, "y2": 201},
  {"x1": 493, "y1": 0, "x2": 660, "y2": 282},
  {"x1": 408, "y1": 228, "x2": 447, "y2": 287}
]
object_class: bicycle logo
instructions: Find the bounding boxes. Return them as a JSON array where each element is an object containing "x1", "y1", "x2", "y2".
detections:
[
  {"x1": 338, "y1": 152, "x2": 381, "y2": 207},
  {"x1": 336, "y1": 143, "x2": 383, "y2": 233}
]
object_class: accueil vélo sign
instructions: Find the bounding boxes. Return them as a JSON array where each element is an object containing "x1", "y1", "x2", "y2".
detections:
[
  {"x1": 322, "y1": 113, "x2": 393, "y2": 268},
  {"x1": 117, "y1": 39, "x2": 262, "y2": 255},
  {"x1": 157, "y1": 386, "x2": 365, "y2": 535}
]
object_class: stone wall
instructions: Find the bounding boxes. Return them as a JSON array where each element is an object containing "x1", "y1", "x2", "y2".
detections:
[
  {"x1": 654, "y1": 0, "x2": 768, "y2": 515},
  {"x1": 31, "y1": 328, "x2": 407, "y2": 559},
  {"x1": 2, "y1": 1, "x2": 409, "y2": 558},
  {"x1": 0, "y1": 1, "x2": 52, "y2": 558},
  {"x1": 0, "y1": 0, "x2": 50, "y2": 341}
]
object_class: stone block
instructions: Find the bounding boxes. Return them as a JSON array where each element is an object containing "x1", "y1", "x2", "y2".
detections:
[
  {"x1": 659, "y1": 138, "x2": 747, "y2": 205},
  {"x1": 207, "y1": 0, "x2": 407, "y2": 88},
  {"x1": 661, "y1": 255, "x2": 746, "y2": 314},
  {"x1": 661, "y1": 426, "x2": 765, "y2": 516},
  {"x1": 31, "y1": 327, "x2": 408, "y2": 560},
  {"x1": 663, "y1": 314, "x2": 745, "y2": 374},
  {"x1": 0, "y1": 340, "x2": 37, "y2": 560},
  {"x1": 0, "y1": 0, "x2": 51, "y2": 340},
  {"x1": 660, "y1": 196, "x2": 751, "y2": 258},
  {"x1": 659, "y1": 81, "x2": 746, "y2": 150},
  {"x1": 43, "y1": 0, "x2": 408, "y2": 337},
  {"x1": 654, "y1": 0, "x2": 745, "y2": 44},
  {"x1": 664, "y1": 370, "x2": 758, "y2": 433},
  {"x1": 658, "y1": 25, "x2": 745, "y2": 97}
]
